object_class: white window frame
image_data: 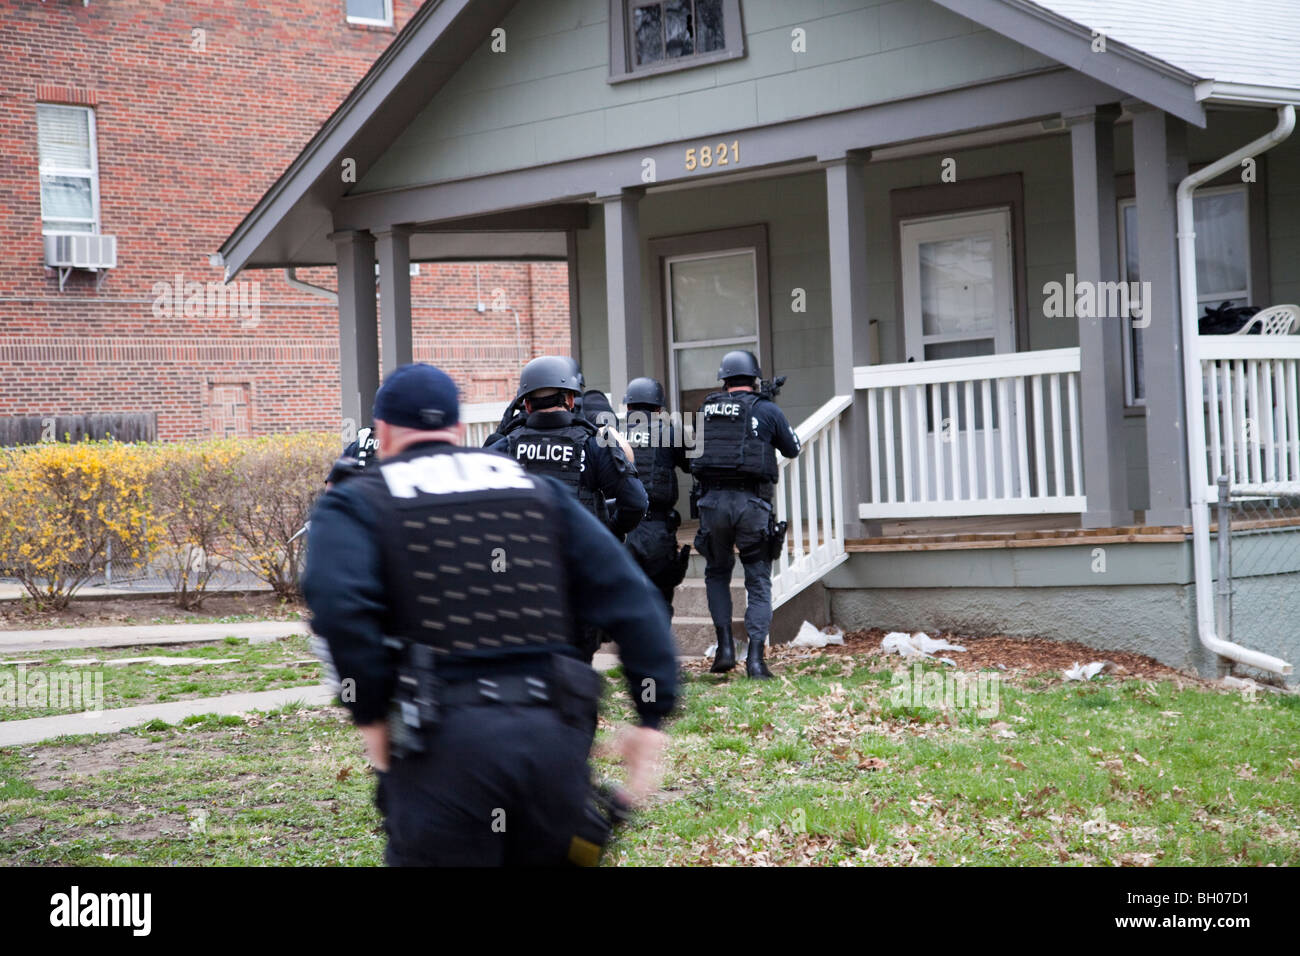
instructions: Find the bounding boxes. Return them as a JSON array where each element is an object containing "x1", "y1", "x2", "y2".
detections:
[
  {"x1": 37, "y1": 104, "x2": 100, "y2": 236},
  {"x1": 664, "y1": 246, "x2": 761, "y2": 414},
  {"x1": 1118, "y1": 183, "x2": 1252, "y2": 407},
  {"x1": 346, "y1": 0, "x2": 393, "y2": 27}
]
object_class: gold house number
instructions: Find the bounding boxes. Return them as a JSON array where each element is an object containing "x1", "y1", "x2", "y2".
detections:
[{"x1": 685, "y1": 140, "x2": 740, "y2": 172}]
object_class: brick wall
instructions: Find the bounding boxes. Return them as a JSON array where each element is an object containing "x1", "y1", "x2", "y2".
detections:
[{"x1": 0, "y1": 0, "x2": 569, "y2": 440}]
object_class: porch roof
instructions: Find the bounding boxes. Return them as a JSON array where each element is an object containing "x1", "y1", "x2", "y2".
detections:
[{"x1": 217, "y1": 0, "x2": 1299, "y2": 280}]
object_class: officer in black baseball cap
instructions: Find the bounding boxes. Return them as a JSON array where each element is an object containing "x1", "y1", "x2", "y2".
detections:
[{"x1": 302, "y1": 362, "x2": 676, "y2": 866}]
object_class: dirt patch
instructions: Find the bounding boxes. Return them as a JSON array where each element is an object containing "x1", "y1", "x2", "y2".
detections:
[
  {"x1": 22, "y1": 734, "x2": 181, "y2": 790},
  {"x1": 684, "y1": 628, "x2": 1201, "y2": 684},
  {"x1": 0, "y1": 591, "x2": 302, "y2": 631}
]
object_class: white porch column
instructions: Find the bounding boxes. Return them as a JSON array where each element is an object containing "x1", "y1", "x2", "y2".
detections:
[
  {"x1": 824, "y1": 155, "x2": 869, "y2": 539},
  {"x1": 600, "y1": 189, "x2": 644, "y2": 403},
  {"x1": 375, "y1": 226, "x2": 413, "y2": 374},
  {"x1": 1130, "y1": 102, "x2": 1192, "y2": 526},
  {"x1": 1066, "y1": 105, "x2": 1134, "y2": 528},
  {"x1": 329, "y1": 229, "x2": 379, "y2": 428}
]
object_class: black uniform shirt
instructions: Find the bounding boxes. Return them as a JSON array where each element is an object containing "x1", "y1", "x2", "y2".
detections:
[{"x1": 302, "y1": 443, "x2": 675, "y2": 728}]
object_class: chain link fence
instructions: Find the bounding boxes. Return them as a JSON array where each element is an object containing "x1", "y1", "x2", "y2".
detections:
[{"x1": 1215, "y1": 478, "x2": 1300, "y2": 668}]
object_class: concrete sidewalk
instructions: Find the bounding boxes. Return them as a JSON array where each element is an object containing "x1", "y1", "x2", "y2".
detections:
[
  {"x1": 0, "y1": 684, "x2": 335, "y2": 747},
  {"x1": 0, "y1": 620, "x2": 309, "y2": 654}
]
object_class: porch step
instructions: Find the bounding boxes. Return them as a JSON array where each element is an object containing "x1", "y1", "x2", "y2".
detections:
[
  {"x1": 673, "y1": 579, "x2": 747, "y2": 618},
  {"x1": 670, "y1": 616, "x2": 749, "y2": 657}
]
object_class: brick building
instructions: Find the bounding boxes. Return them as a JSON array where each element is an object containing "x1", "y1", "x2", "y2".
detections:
[{"x1": 0, "y1": 0, "x2": 569, "y2": 441}]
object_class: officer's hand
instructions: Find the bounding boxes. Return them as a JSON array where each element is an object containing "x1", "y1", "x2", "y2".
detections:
[
  {"x1": 613, "y1": 726, "x2": 667, "y2": 806},
  {"x1": 360, "y1": 722, "x2": 390, "y2": 772}
]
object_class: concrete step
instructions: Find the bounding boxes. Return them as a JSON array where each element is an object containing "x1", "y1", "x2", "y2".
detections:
[
  {"x1": 672, "y1": 579, "x2": 747, "y2": 618},
  {"x1": 670, "y1": 615, "x2": 749, "y2": 656},
  {"x1": 683, "y1": 552, "x2": 747, "y2": 580}
]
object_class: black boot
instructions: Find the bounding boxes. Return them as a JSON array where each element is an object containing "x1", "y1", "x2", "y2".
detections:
[
  {"x1": 710, "y1": 624, "x2": 735, "y2": 673},
  {"x1": 746, "y1": 635, "x2": 773, "y2": 679}
]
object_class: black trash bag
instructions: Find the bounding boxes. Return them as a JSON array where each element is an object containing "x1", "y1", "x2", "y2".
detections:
[{"x1": 1199, "y1": 301, "x2": 1259, "y2": 335}]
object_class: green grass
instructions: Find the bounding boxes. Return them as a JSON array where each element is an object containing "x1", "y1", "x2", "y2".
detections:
[
  {"x1": 1, "y1": 650, "x2": 1298, "y2": 866},
  {"x1": 0, "y1": 635, "x2": 320, "y2": 720}
]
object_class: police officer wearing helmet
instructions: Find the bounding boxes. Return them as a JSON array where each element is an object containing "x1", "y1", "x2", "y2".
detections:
[
  {"x1": 622, "y1": 377, "x2": 692, "y2": 615},
  {"x1": 487, "y1": 355, "x2": 647, "y2": 540},
  {"x1": 691, "y1": 350, "x2": 801, "y2": 678},
  {"x1": 487, "y1": 356, "x2": 647, "y2": 663},
  {"x1": 302, "y1": 363, "x2": 676, "y2": 866},
  {"x1": 483, "y1": 357, "x2": 585, "y2": 447}
]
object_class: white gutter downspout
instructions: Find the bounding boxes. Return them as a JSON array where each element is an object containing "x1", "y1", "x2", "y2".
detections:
[
  {"x1": 1179, "y1": 104, "x2": 1295, "y2": 676},
  {"x1": 284, "y1": 267, "x2": 338, "y2": 302}
]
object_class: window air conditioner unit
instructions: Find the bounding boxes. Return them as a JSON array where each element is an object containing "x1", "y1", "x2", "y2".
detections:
[{"x1": 45, "y1": 232, "x2": 117, "y2": 291}]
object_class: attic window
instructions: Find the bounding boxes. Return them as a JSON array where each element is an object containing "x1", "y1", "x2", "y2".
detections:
[
  {"x1": 610, "y1": 0, "x2": 744, "y2": 82},
  {"x1": 346, "y1": 0, "x2": 392, "y2": 27}
]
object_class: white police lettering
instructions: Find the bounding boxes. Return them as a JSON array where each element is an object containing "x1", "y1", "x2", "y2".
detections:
[
  {"x1": 49, "y1": 885, "x2": 152, "y2": 937},
  {"x1": 628, "y1": 430, "x2": 651, "y2": 447},
  {"x1": 381, "y1": 453, "x2": 535, "y2": 499},
  {"x1": 514, "y1": 442, "x2": 575, "y2": 464},
  {"x1": 704, "y1": 403, "x2": 740, "y2": 417}
]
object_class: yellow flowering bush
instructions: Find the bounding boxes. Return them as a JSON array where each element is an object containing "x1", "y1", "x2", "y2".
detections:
[
  {"x1": 0, "y1": 441, "x2": 163, "y2": 609},
  {"x1": 149, "y1": 439, "x2": 245, "y2": 609}
]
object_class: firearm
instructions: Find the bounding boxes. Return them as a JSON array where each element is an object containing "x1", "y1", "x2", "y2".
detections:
[
  {"x1": 568, "y1": 782, "x2": 634, "y2": 867},
  {"x1": 758, "y1": 375, "x2": 787, "y2": 401},
  {"x1": 385, "y1": 636, "x2": 441, "y2": 759}
]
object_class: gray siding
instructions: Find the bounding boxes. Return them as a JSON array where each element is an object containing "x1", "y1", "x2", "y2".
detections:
[{"x1": 357, "y1": 0, "x2": 1055, "y2": 191}]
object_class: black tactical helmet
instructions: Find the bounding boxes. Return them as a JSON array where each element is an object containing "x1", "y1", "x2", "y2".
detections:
[
  {"x1": 623, "y1": 377, "x2": 666, "y2": 408},
  {"x1": 718, "y1": 349, "x2": 761, "y2": 382},
  {"x1": 517, "y1": 355, "x2": 583, "y2": 398}
]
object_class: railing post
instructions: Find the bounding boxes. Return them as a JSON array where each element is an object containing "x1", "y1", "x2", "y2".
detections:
[{"x1": 1215, "y1": 475, "x2": 1232, "y2": 641}]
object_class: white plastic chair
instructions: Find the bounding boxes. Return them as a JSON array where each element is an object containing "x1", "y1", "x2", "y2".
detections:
[{"x1": 1234, "y1": 304, "x2": 1299, "y2": 335}]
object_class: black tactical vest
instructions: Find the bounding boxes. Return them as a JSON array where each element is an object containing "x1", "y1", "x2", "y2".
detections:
[
  {"x1": 365, "y1": 445, "x2": 573, "y2": 657},
  {"x1": 506, "y1": 412, "x2": 602, "y2": 517},
  {"x1": 625, "y1": 413, "x2": 677, "y2": 509},
  {"x1": 691, "y1": 390, "x2": 777, "y2": 482}
]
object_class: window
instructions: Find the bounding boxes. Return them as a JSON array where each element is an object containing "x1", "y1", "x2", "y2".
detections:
[
  {"x1": 346, "y1": 0, "x2": 392, "y2": 26},
  {"x1": 1118, "y1": 185, "x2": 1250, "y2": 405},
  {"x1": 36, "y1": 104, "x2": 99, "y2": 235},
  {"x1": 665, "y1": 248, "x2": 761, "y2": 413},
  {"x1": 610, "y1": 0, "x2": 744, "y2": 81}
]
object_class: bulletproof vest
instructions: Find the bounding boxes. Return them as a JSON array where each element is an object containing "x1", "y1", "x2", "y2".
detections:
[
  {"x1": 364, "y1": 445, "x2": 573, "y2": 657},
  {"x1": 506, "y1": 412, "x2": 602, "y2": 517},
  {"x1": 692, "y1": 390, "x2": 777, "y2": 482},
  {"x1": 625, "y1": 413, "x2": 677, "y2": 509}
]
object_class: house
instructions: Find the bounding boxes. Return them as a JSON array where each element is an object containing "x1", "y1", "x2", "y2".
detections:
[
  {"x1": 219, "y1": 0, "x2": 1300, "y2": 680},
  {"x1": 0, "y1": 0, "x2": 567, "y2": 442}
]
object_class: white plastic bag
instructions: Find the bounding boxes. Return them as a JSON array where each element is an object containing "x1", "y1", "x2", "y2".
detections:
[{"x1": 790, "y1": 622, "x2": 846, "y2": 648}]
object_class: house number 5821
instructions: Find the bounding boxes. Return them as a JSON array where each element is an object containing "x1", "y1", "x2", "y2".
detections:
[{"x1": 685, "y1": 140, "x2": 740, "y2": 172}]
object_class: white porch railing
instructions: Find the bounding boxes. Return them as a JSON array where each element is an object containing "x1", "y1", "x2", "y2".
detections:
[
  {"x1": 1199, "y1": 336, "x2": 1300, "y2": 499},
  {"x1": 461, "y1": 400, "x2": 511, "y2": 447},
  {"x1": 772, "y1": 394, "x2": 853, "y2": 608},
  {"x1": 854, "y1": 348, "x2": 1085, "y2": 518}
]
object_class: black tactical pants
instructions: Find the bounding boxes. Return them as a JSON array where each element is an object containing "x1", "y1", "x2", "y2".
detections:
[
  {"x1": 626, "y1": 514, "x2": 686, "y2": 615},
  {"x1": 379, "y1": 703, "x2": 594, "y2": 866},
  {"x1": 694, "y1": 488, "x2": 773, "y2": 643}
]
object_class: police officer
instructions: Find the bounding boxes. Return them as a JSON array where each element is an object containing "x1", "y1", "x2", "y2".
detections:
[
  {"x1": 325, "y1": 424, "x2": 380, "y2": 487},
  {"x1": 622, "y1": 377, "x2": 692, "y2": 616},
  {"x1": 691, "y1": 350, "x2": 801, "y2": 679},
  {"x1": 487, "y1": 355, "x2": 646, "y2": 540},
  {"x1": 302, "y1": 363, "x2": 676, "y2": 866},
  {"x1": 483, "y1": 357, "x2": 585, "y2": 447}
]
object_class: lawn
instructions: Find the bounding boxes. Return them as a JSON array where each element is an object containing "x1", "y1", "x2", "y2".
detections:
[
  {"x1": 1, "y1": 641, "x2": 1297, "y2": 866},
  {"x1": 0, "y1": 635, "x2": 321, "y2": 720}
]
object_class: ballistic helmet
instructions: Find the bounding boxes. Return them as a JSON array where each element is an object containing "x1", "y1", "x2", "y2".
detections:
[
  {"x1": 517, "y1": 355, "x2": 583, "y2": 398},
  {"x1": 623, "y1": 377, "x2": 666, "y2": 408},
  {"x1": 717, "y1": 350, "x2": 761, "y2": 382}
]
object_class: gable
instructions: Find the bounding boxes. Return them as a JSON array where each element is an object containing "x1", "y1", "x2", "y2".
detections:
[{"x1": 355, "y1": 0, "x2": 1058, "y2": 192}]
